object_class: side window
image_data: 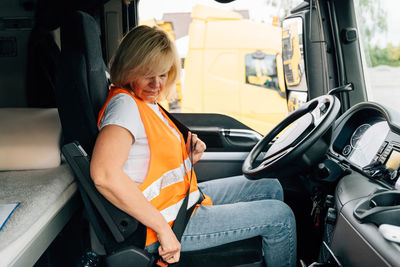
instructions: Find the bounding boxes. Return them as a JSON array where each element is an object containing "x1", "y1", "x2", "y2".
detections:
[
  {"x1": 355, "y1": 0, "x2": 400, "y2": 111},
  {"x1": 245, "y1": 51, "x2": 279, "y2": 90}
]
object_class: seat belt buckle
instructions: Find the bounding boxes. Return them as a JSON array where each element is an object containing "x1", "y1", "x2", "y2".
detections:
[
  {"x1": 156, "y1": 259, "x2": 169, "y2": 267},
  {"x1": 155, "y1": 255, "x2": 169, "y2": 267}
]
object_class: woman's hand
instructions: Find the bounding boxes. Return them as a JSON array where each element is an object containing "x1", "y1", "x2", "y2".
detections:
[
  {"x1": 157, "y1": 226, "x2": 181, "y2": 264},
  {"x1": 186, "y1": 131, "x2": 206, "y2": 165}
]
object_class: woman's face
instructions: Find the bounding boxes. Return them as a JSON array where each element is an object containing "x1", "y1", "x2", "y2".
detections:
[{"x1": 130, "y1": 72, "x2": 168, "y2": 104}]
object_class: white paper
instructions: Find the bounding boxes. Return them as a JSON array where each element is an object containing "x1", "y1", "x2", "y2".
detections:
[{"x1": 0, "y1": 203, "x2": 19, "y2": 231}]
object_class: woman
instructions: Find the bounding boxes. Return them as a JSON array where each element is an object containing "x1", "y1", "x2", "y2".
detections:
[{"x1": 90, "y1": 25, "x2": 296, "y2": 266}]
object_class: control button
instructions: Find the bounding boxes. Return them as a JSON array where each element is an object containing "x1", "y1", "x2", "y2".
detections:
[
  {"x1": 378, "y1": 141, "x2": 388, "y2": 154},
  {"x1": 326, "y1": 208, "x2": 337, "y2": 224},
  {"x1": 390, "y1": 170, "x2": 398, "y2": 180},
  {"x1": 319, "y1": 103, "x2": 328, "y2": 114},
  {"x1": 342, "y1": 145, "x2": 351, "y2": 156},
  {"x1": 317, "y1": 163, "x2": 330, "y2": 179}
]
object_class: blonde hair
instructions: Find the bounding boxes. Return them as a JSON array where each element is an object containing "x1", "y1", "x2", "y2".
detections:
[{"x1": 109, "y1": 25, "x2": 180, "y2": 101}]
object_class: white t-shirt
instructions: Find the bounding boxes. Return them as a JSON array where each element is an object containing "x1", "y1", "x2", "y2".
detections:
[{"x1": 99, "y1": 93, "x2": 181, "y2": 185}]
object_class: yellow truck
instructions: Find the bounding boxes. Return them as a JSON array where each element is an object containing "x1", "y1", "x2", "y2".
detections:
[{"x1": 182, "y1": 5, "x2": 288, "y2": 134}]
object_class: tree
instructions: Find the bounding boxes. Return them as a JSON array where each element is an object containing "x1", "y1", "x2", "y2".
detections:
[
  {"x1": 357, "y1": 0, "x2": 387, "y2": 47},
  {"x1": 267, "y1": 0, "x2": 389, "y2": 67},
  {"x1": 369, "y1": 44, "x2": 400, "y2": 67},
  {"x1": 266, "y1": 0, "x2": 387, "y2": 36},
  {"x1": 265, "y1": 0, "x2": 302, "y2": 24}
]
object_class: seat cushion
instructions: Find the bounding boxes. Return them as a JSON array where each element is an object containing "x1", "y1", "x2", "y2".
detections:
[
  {"x1": 180, "y1": 236, "x2": 263, "y2": 267},
  {"x1": 0, "y1": 163, "x2": 78, "y2": 266}
]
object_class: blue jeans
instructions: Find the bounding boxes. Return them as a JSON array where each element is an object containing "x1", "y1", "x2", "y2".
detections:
[{"x1": 146, "y1": 175, "x2": 297, "y2": 267}]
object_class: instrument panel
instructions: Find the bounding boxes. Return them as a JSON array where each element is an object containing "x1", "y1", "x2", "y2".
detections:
[
  {"x1": 330, "y1": 103, "x2": 400, "y2": 189},
  {"x1": 346, "y1": 121, "x2": 389, "y2": 167}
]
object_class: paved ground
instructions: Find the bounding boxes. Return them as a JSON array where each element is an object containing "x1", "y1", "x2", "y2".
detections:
[{"x1": 367, "y1": 66, "x2": 400, "y2": 111}]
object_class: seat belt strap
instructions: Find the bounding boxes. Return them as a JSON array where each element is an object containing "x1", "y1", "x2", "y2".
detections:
[
  {"x1": 158, "y1": 103, "x2": 193, "y2": 240},
  {"x1": 156, "y1": 104, "x2": 204, "y2": 267},
  {"x1": 158, "y1": 104, "x2": 189, "y2": 141}
]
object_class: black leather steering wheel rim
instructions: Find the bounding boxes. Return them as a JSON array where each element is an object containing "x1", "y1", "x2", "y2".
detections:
[{"x1": 242, "y1": 95, "x2": 341, "y2": 179}]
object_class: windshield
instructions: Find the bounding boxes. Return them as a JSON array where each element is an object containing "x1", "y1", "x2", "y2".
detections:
[{"x1": 355, "y1": 0, "x2": 400, "y2": 111}]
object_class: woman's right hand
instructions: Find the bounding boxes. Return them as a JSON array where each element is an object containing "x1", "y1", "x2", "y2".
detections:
[{"x1": 157, "y1": 226, "x2": 181, "y2": 264}]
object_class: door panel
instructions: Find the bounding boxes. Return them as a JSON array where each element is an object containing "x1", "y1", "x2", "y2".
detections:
[{"x1": 172, "y1": 113, "x2": 262, "y2": 180}]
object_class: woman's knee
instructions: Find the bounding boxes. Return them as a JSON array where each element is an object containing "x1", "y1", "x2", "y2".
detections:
[
  {"x1": 256, "y1": 178, "x2": 283, "y2": 201},
  {"x1": 259, "y1": 199, "x2": 296, "y2": 228},
  {"x1": 281, "y1": 202, "x2": 296, "y2": 227}
]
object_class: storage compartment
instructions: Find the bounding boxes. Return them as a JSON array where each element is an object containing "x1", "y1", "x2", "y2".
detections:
[{"x1": 353, "y1": 190, "x2": 400, "y2": 226}]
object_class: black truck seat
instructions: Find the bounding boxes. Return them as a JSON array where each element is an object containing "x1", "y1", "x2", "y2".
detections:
[{"x1": 55, "y1": 10, "x2": 264, "y2": 267}]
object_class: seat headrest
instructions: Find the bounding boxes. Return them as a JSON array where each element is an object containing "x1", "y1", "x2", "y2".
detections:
[{"x1": 0, "y1": 108, "x2": 62, "y2": 170}]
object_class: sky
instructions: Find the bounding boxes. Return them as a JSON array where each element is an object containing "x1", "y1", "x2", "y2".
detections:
[
  {"x1": 138, "y1": 0, "x2": 300, "y2": 24},
  {"x1": 138, "y1": 0, "x2": 292, "y2": 57},
  {"x1": 138, "y1": 0, "x2": 400, "y2": 48}
]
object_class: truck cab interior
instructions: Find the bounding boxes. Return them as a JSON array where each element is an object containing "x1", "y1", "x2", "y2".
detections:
[{"x1": 0, "y1": 0, "x2": 400, "y2": 267}]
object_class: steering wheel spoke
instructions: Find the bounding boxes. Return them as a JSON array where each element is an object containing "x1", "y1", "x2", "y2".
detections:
[{"x1": 261, "y1": 147, "x2": 293, "y2": 167}]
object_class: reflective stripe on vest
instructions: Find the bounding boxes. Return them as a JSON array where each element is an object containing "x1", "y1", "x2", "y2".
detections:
[
  {"x1": 97, "y1": 87, "x2": 212, "y2": 246},
  {"x1": 142, "y1": 157, "x2": 192, "y2": 202}
]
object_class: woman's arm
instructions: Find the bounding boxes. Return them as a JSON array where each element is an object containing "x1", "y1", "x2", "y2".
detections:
[{"x1": 90, "y1": 125, "x2": 180, "y2": 263}]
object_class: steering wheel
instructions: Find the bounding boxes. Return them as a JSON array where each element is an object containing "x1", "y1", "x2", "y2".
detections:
[{"x1": 243, "y1": 95, "x2": 341, "y2": 179}]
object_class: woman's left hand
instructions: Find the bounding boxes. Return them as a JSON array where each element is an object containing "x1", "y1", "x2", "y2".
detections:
[{"x1": 186, "y1": 131, "x2": 206, "y2": 165}]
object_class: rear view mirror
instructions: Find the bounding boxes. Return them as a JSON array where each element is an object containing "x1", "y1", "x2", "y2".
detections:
[
  {"x1": 282, "y1": 17, "x2": 308, "y2": 111},
  {"x1": 282, "y1": 17, "x2": 306, "y2": 88}
]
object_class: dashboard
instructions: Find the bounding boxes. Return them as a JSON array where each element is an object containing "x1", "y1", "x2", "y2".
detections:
[
  {"x1": 327, "y1": 102, "x2": 400, "y2": 267},
  {"x1": 330, "y1": 102, "x2": 400, "y2": 189}
]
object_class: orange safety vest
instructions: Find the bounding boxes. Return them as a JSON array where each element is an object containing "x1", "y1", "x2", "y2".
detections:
[{"x1": 98, "y1": 87, "x2": 212, "y2": 246}]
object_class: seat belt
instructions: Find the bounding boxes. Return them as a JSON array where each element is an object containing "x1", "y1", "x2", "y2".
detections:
[
  {"x1": 171, "y1": 164, "x2": 204, "y2": 241},
  {"x1": 157, "y1": 104, "x2": 204, "y2": 266},
  {"x1": 158, "y1": 104, "x2": 189, "y2": 141}
]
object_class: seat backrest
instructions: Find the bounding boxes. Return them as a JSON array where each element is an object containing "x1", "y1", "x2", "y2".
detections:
[
  {"x1": 54, "y1": 10, "x2": 109, "y2": 154},
  {"x1": 54, "y1": 11, "x2": 195, "y2": 259},
  {"x1": 55, "y1": 10, "x2": 146, "y2": 253},
  {"x1": 62, "y1": 142, "x2": 146, "y2": 253}
]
